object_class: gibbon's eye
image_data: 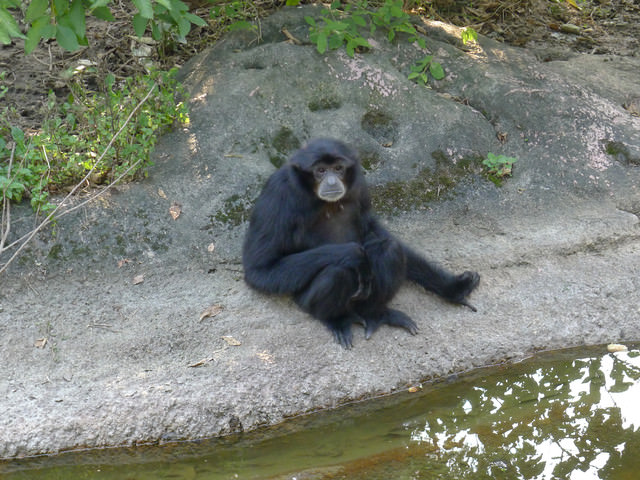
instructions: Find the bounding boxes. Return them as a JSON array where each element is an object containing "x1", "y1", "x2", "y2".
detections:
[
  {"x1": 334, "y1": 165, "x2": 344, "y2": 173},
  {"x1": 316, "y1": 167, "x2": 326, "y2": 175}
]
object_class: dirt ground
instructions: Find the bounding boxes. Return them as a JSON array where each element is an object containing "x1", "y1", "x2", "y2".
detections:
[{"x1": 1, "y1": 0, "x2": 639, "y2": 136}]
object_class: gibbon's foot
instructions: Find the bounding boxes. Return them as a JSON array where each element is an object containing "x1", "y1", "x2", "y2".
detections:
[
  {"x1": 448, "y1": 271, "x2": 480, "y2": 312},
  {"x1": 327, "y1": 318, "x2": 355, "y2": 349},
  {"x1": 364, "y1": 308, "x2": 418, "y2": 340}
]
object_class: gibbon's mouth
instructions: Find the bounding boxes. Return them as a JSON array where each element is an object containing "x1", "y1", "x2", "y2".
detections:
[{"x1": 319, "y1": 190, "x2": 345, "y2": 202}]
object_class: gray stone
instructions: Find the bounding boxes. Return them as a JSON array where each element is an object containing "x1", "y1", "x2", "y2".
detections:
[{"x1": 1, "y1": 5, "x2": 639, "y2": 458}]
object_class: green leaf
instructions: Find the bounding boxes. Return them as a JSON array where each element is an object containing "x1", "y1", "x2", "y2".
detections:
[
  {"x1": 89, "y1": 0, "x2": 111, "y2": 8},
  {"x1": 132, "y1": 13, "x2": 147, "y2": 36},
  {"x1": 68, "y1": 0, "x2": 86, "y2": 38},
  {"x1": 54, "y1": 0, "x2": 70, "y2": 15},
  {"x1": 0, "y1": 0, "x2": 21, "y2": 8},
  {"x1": 11, "y1": 126, "x2": 25, "y2": 144},
  {"x1": 92, "y1": 6, "x2": 115, "y2": 21},
  {"x1": 0, "y1": 7, "x2": 26, "y2": 43},
  {"x1": 328, "y1": 20, "x2": 348, "y2": 32},
  {"x1": 170, "y1": 0, "x2": 189, "y2": 13},
  {"x1": 408, "y1": 72, "x2": 420, "y2": 80},
  {"x1": 395, "y1": 24, "x2": 416, "y2": 34},
  {"x1": 177, "y1": 16, "x2": 190, "y2": 38},
  {"x1": 156, "y1": 0, "x2": 172, "y2": 10},
  {"x1": 350, "y1": 36, "x2": 370, "y2": 48},
  {"x1": 351, "y1": 14, "x2": 367, "y2": 27},
  {"x1": 461, "y1": 27, "x2": 478, "y2": 45},
  {"x1": 104, "y1": 72, "x2": 115, "y2": 89},
  {"x1": 185, "y1": 12, "x2": 206, "y2": 27},
  {"x1": 150, "y1": 21, "x2": 162, "y2": 41},
  {"x1": 304, "y1": 16, "x2": 316, "y2": 27},
  {"x1": 26, "y1": 0, "x2": 49, "y2": 23},
  {"x1": 132, "y1": 0, "x2": 153, "y2": 19},
  {"x1": 327, "y1": 34, "x2": 343, "y2": 50},
  {"x1": 228, "y1": 20, "x2": 253, "y2": 32},
  {"x1": 56, "y1": 23, "x2": 79, "y2": 51},
  {"x1": 429, "y1": 61, "x2": 445, "y2": 80},
  {"x1": 390, "y1": 5, "x2": 404, "y2": 18},
  {"x1": 316, "y1": 32, "x2": 327, "y2": 54},
  {"x1": 25, "y1": 15, "x2": 51, "y2": 53},
  {"x1": 346, "y1": 41, "x2": 355, "y2": 57},
  {"x1": 167, "y1": 3, "x2": 183, "y2": 23}
]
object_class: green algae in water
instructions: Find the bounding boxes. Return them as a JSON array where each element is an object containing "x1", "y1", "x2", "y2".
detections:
[{"x1": 3, "y1": 345, "x2": 639, "y2": 479}]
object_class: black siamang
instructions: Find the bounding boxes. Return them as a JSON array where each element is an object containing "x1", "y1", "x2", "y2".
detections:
[{"x1": 242, "y1": 138, "x2": 479, "y2": 348}]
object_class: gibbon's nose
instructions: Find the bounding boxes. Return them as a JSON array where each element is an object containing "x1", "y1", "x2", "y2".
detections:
[{"x1": 327, "y1": 175, "x2": 337, "y2": 185}]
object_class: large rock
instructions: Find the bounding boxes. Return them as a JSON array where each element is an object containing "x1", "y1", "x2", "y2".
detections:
[{"x1": 1, "y1": 5, "x2": 639, "y2": 458}]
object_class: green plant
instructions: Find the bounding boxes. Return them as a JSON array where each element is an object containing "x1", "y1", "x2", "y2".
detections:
[
  {"x1": 0, "y1": 126, "x2": 52, "y2": 212},
  {"x1": 0, "y1": 0, "x2": 24, "y2": 45},
  {"x1": 0, "y1": 68, "x2": 189, "y2": 212},
  {"x1": 408, "y1": 55, "x2": 444, "y2": 85},
  {"x1": 1, "y1": 0, "x2": 207, "y2": 54},
  {"x1": 371, "y1": 0, "x2": 425, "y2": 47},
  {"x1": 211, "y1": 1, "x2": 258, "y2": 34},
  {"x1": 482, "y1": 153, "x2": 517, "y2": 185},
  {"x1": 305, "y1": 2, "x2": 371, "y2": 57},
  {"x1": 132, "y1": 0, "x2": 207, "y2": 47},
  {"x1": 0, "y1": 70, "x2": 7, "y2": 99},
  {"x1": 305, "y1": 0, "x2": 426, "y2": 58},
  {"x1": 461, "y1": 27, "x2": 478, "y2": 45}
]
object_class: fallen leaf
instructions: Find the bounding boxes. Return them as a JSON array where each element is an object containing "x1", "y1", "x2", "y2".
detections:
[
  {"x1": 34, "y1": 338, "x2": 47, "y2": 348},
  {"x1": 199, "y1": 304, "x2": 224, "y2": 321},
  {"x1": 169, "y1": 202, "x2": 182, "y2": 220},
  {"x1": 221, "y1": 335, "x2": 241, "y2": 346},
  {"x1": 256, "y1": 351, "x2": 275, "y2": 364},
  {"x1": 188, "y1": 358, "x2": 209, "y2": 368},
  {"x1": 158, "y1": 188, "x2": 167, "y2": 199},
  {"x1": 560, "y1": 23, "x2": 581, "y2": 35},
  {"x1": 607, "y1": 343, "x2": 628, "y2": 353},
  {"x1": 207, "y1": 243, "x2": 215, "y2": 253},
  {"x1": 132, "y1": 274, "x2": 144, "y2": 285},
  {"x1": 564, "y1": 0, "x2": 581, "y2": 10},
  {"x1": 408, "y1": 385, "x2": 422, "y2": 393},
  {"x1": 117, "y1": 258, "x2": 132, "y2": 268}
]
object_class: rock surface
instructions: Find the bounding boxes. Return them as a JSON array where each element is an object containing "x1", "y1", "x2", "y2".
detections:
[{"x1": 1, "y1": 6, "x2": 639, "y2": 458}]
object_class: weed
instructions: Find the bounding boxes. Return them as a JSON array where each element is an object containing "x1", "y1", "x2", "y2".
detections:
[
  {"x1": 461, "y1": 27, "x2": 478, "y2": 45},
  {"x1": 306, "y1": 0, "x2": 426, "y2": 58},
  {"x1": 409, "y1": 55, "x2": 445, "y2": 85},
  {"x1": 211, "y1": 1, "x2": 260, "y2": 33},
  {"x1": 482, "y1": 153, "x2": 517, "y2": 186},
  {"x1": 0, "y1": 68, "x2": 189, "y2": 212}
]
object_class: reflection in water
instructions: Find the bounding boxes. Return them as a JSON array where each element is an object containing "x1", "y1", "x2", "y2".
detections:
[
  {"x1": 405, "y1": 349, "x2": 640, "y2": 480},
  {"x1": 1, "y1": 347, "x2": 639, "y2": 480}
]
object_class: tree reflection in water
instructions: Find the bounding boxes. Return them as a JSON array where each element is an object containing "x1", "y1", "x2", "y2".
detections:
[{"x1": 406, "y1": 350, "x2": 640, "y2": 479}]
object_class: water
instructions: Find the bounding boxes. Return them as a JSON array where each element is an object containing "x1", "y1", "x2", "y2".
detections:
[{"x1": 2, "y1": 345, "x2": 639, "y2": 479}]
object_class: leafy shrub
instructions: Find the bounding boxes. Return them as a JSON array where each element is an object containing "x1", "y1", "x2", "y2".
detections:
[
  {"x1": 482, "y1": 153, "x2": 517, "y2": 186},
  {"x1": 1, "y1": 0, "x2": 207, "y2": 53},
  {"x1": 0, "y1": 68, "x2": 189, "y2": 212},
  {"x1": 409, "y1": 55, "x2": 445, "y2": 85},
  {"x1": 306, "y1": 0, "x2": 426, "y2": 58}
]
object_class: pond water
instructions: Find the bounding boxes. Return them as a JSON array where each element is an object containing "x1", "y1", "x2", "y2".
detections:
[{"x1": 2, "y1": 345, "x2": 639, "y2": 480}]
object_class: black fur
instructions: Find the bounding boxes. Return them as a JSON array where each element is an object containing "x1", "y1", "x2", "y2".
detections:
[{"x1": 242, "y1": 139, "x2": 479, "y2": 348}]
